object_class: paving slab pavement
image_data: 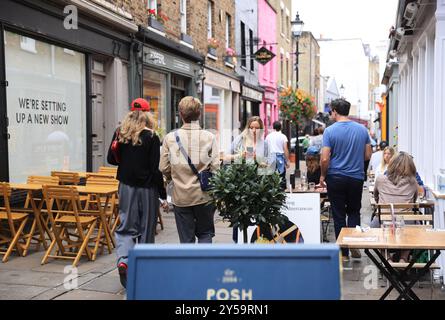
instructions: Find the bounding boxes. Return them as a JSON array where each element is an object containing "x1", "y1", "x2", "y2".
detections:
[{"x1": 1, "y1": 178, "x2": 445, "y2": 300}]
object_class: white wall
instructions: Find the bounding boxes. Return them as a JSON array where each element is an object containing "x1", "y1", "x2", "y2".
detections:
[{"x1": 397, "y1": 17, "x2": 437, "y2": 187}]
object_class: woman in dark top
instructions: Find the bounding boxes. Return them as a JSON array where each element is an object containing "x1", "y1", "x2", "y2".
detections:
[{"x1": 107, "y1": 98, "x2": 166, "y2": 289}]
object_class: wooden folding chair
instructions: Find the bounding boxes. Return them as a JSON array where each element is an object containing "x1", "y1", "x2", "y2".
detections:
[
  {"x1": 98, "y1": 166, "x2": 118, "y2": 178},
  {"x1": 41, "y1": 185, "x2": 97, "y2": 267},
  {"x1": 85, "y1": 174, "x2": 119, "y2": 254},
  {"x1": 20, "y1": 176, "x2": 60, "y2": 253},
  {"x1": 0, "y1": 183, "x2": 30, "y2": 262},
  {"x1": 376, "y1": 203, "x2": 437, "y2": 289},
  {"x1": 50, "y1": 171, "x2": 80, "y2": 185},
  {"x1": 376, "y1": 203, "x2": 432, "y2": 226}
]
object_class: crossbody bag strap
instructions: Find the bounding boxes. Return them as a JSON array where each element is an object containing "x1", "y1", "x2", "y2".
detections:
[{"x1": 175, "y1": 130, "x2": 199, "y2": 176}]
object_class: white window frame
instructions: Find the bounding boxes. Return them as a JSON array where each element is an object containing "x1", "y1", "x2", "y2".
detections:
[
  {"x1": 147, "y1": 0, "x2": 157, "y2": 13},
  {"x1": 180, "y1": 0, "x2": 187, "y2": 34},
  {"x1": 225, "y1": 13, "x2": 230, "y2": 48},
  {"x1": 20, "y1": 36, "x2": 37, "y2": 54},
  {"x1": 207, "y1": 1, "x2": 213, "y2": 39}
]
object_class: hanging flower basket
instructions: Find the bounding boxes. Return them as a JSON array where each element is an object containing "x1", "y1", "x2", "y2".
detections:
[{"x1": 279, "y1": 87, "x2": 317, "y2": 126}]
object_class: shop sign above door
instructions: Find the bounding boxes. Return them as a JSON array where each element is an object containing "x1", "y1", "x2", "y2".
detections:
[
  {"x1": 254, "y1": 47, "x2": 276, "y2": 65},
  {"x1": 143, "y1": 46, "x2": 192, "y2": 75}
]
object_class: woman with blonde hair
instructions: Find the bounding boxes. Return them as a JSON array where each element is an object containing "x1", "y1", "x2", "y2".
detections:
[
  {"x1": 226, "y1": 116, "x2": 271, "y2": 166},
  {"x1": 372, "y1": 151, "x2": 418, "y2": 262},
  {"x1": 375, "y1": 146, "x2": 396, "y2": 178},
  {"x1": 107, "y1": 98, "x2": 166, "y2": 288}
]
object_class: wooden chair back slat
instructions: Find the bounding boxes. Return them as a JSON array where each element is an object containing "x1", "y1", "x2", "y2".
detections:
[
  {"x1": 98, "y1": 166, "x2": 117, "y2": 178},
  {"x1": 27, "y1": 175, "x2": 59, "y2": 185},
  {"x1": 50, "y1": 171, "x2": 80, "y2": 185}
]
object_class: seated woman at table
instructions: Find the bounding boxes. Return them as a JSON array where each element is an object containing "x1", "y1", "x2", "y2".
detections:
[
  {"x1": 372, "y1": 152, "x2": 418, "y2": 262},
  {"x1": 305, "y1": 146, "x2": 321, "y2": 185},
  {"x1": 374, "y1": 146, "x2": 395, "y2": 178}
]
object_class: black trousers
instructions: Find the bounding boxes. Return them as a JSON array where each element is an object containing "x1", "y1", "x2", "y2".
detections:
[
  {"x1": 173, "y1": 203, "x2": 215, "y2": 243},
  {"x1": 326, "y1": 174, "x2": 363, "y2": 256}
]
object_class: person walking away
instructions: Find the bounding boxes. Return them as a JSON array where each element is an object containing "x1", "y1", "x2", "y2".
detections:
[
  {"x1": 319, "y1": 99, "x2": 372, "y2": 261},
  {"x1": 160, "y1": 96, "x2": 220, "y2": 244},
  {"x1": 369, "y1": 141, "x2": 388, "y2": 176},
  {"x1": 107, "y1": 98, "x2": 167, "y2": 288},
  {"x1": 265, "y1": 121, "x2": 290, "y2": 190}
]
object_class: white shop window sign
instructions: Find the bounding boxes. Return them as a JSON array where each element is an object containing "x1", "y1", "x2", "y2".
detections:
[{"x1": 5, "y1": 31, "x2": 87, "y2": 182}]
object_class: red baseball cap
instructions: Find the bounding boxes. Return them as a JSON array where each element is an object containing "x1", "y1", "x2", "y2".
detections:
[{"x1": 131, "y1": 98, "x2": 150, "y2": 111}]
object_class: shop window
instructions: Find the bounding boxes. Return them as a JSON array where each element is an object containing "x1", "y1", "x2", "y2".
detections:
[
  {"x1": 266, "y1": 104, "x2": 272, "y2": 129},
  {"x1": 5, "y1": 31, "x2": 86, "y2": 182},
  {"x1": 249, "y1": 29, "x2": 254, "y2": 71},
  {"x1": 240, "y1": 21, "x2": 246, "y2": 68},
  {"x1": 147, "y1": 0, "x2": 157, "y2": 13},
  {"x1": 143, "y1": 69, "x2": 167, "y2": 135},
  {"x1": 204, "y1": 85, "x2": 220, "y2": 132},
  {"x1": 225, "y1": 13, "x2": 231, "y2": 49},
  {"x1": 180, "y1": 0, "x2": 187, "y2": 34},
  {"x1": 207, "y1": 1, "x2": 213, "y2": 39},
  {"x1": 20, "y1": 36, "x2": 37, "y2": 54}
]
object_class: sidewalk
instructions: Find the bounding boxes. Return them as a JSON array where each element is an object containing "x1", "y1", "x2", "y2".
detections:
[
  {"x1": 1, "y1": 180, "x2": 444, "y2": 300},
  {"x1": 0, "y1": 214, "x2": 232, "y2": 300}
]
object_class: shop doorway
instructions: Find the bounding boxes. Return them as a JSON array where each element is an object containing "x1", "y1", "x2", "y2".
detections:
[
  {"x1": 91, "y1": 70, "x2": 106, "y2": 172},
  {"x1": 170, "y1": 75, "x2": 187, "y2": 129}
]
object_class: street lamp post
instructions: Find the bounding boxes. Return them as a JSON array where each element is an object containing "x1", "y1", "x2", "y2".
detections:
[
  {"x1": 291, "y1": 12, "x2": 304, "y2": 174},
  {"x1": 339, "y1": 84, "x2": 345, "y2": 98}
]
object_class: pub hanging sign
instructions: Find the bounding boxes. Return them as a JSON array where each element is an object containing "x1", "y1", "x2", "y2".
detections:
[{"x1": 254, "y1": 47, "x2": 276, "y2": 65}]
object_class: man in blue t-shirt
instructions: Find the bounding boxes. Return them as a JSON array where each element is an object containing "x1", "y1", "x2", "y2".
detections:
[{"x1": 319, "y1": 99, "x2": 372, "y2": 261}]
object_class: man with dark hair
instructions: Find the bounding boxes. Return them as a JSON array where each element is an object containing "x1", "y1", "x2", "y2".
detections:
[
  {"x1": 266, "y1": 121, "x2": 290, "y2": 190},
  {"x1": 319, "y1": 99, "x2": 372, "y2": 261}
]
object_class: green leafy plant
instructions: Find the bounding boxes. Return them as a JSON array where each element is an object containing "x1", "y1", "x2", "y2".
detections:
[{"x1": 209, "y1": 162, "x2": 288, "y2": 243}]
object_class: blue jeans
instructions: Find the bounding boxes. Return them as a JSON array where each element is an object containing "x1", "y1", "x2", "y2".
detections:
[{"x1": 326, "y1": 174, "x2": 363, "y2": 256}]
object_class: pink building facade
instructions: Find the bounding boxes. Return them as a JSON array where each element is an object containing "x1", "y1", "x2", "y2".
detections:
[{"x1": 258, "y1": 0, "x2": 278, "y2": 135}]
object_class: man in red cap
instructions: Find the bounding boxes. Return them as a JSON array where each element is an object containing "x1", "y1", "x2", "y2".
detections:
[{"x1": 131, "y1": 98, "x2": 150, "y2": 111}]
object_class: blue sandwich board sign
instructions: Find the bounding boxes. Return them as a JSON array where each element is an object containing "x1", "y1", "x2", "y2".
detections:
[{"x1": 127, "y1": 244, "x2": 341, "y2": 300}]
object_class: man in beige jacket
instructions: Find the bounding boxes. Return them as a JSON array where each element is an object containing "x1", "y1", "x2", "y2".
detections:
[{"x1": 160, "y1": 96, "x2": 220, "y2": 243}]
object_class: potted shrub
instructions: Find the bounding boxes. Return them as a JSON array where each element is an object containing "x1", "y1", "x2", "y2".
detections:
[
  {"x1": 209, "y1": 162, "x2": 288, "y2": 243},
  {"x1": 148, "y1": 9, "x2": 168, "y2": 32},
  {"x1": 207, "y1": 38, "x2": 219, "y2": 56}
]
